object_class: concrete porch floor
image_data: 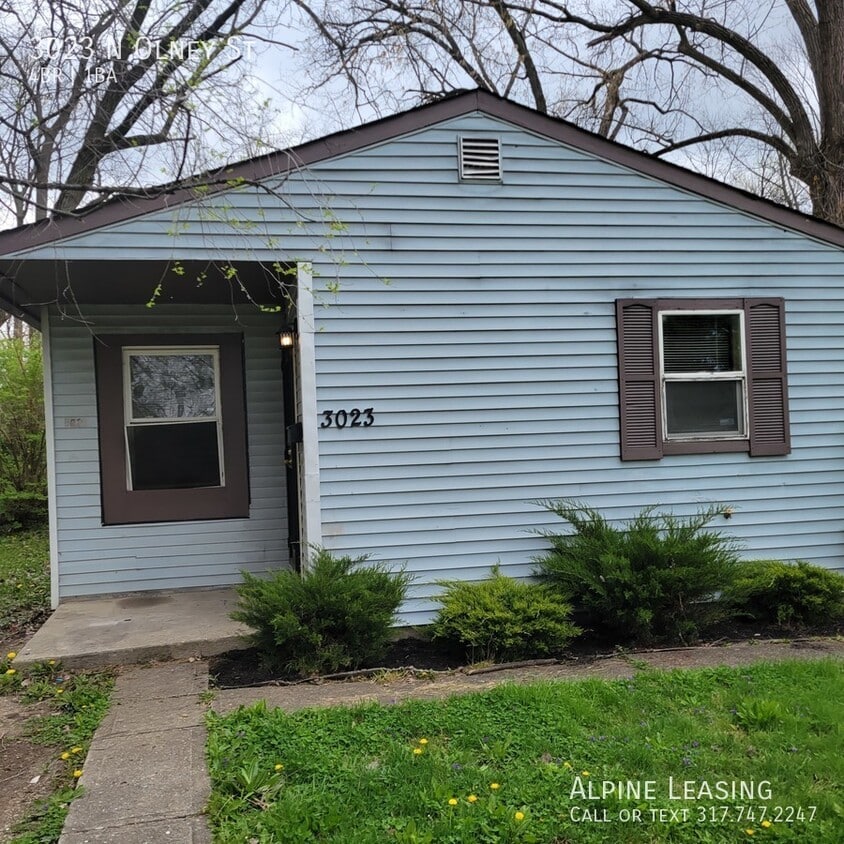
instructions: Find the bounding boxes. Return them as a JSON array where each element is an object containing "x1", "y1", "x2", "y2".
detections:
[{"x1": 15, "y1": 588, "x2": 251, "y2": 669}]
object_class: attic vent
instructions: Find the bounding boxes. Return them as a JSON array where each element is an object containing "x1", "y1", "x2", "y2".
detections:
[{"x1": 459, "y1": 137, "x2": 502, "y2": 181}]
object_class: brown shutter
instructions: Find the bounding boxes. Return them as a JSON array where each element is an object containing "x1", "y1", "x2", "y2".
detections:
[
  {"x1": 745, "y1": 298, "x2": 790, "y2": 456},
  {"x1": 616, "y1": 299, "x2": 663, "y2": 460}
]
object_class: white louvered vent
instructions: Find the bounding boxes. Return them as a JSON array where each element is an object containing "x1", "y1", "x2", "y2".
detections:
[{"x1": 459, "y1": 137, "x2": 502, "y2": 181}]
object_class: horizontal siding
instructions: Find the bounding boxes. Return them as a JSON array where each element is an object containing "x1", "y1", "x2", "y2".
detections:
[
  {"x1": 23, "y1": 112, "x2": 844, "y2": 623},
  {"x1": 48, "y1": 305, "x2": 288, "y2": 597}
]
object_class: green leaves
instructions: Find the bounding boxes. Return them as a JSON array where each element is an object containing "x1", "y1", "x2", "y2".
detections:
[
  {"x1": 725, "y1": 560, "x2": 844, "y2": 628},
  {"x1": 534, "y1": 500, "x2": 741, "y2": 644},
  {"x1": 0, "y1": 338, "x2": 46, "y2": 532},
  {"x1": 232, "y1": 549, "x2": 411, "y2": 676},
  {"x1": 432, "y1": 566, "x2": 581, "y2": 662}
]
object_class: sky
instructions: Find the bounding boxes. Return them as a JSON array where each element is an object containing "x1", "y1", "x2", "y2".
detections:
[{"x1": 0, "y1": 0, "x2": 813, "y2": 229}]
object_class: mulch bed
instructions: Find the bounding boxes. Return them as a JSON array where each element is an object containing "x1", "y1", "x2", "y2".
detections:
[{"x1": 209, "y1": 619, "x2": 842, "y2": 690}]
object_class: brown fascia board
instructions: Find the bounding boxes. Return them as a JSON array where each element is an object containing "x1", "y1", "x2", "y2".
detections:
[{"x1": 2, "y1": 88, "x2": 844, "y2": 255}]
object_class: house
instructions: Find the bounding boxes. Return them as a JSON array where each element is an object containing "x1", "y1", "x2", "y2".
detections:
[{"x1": 1, "y1": 89, "x2": 842, "y2": 625}]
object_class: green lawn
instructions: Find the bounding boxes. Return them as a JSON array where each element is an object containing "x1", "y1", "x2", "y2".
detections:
[
  {"x1": 207, "y1": 660, "x2": 844, "y2": 843},
  {"x1": 0, "y1": 527, "x2": 49, "y2": 633}
]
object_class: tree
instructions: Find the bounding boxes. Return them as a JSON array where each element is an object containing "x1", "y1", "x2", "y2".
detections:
[
  {"x1": 289, "y1": 1, "x2": 844, "y2": 225},
  {"x1": 0, "y1": 0, "x2": 289, "y2": 226},
  {"x1": 0, "y1": 336, "x2": 46, "y2": 530}
]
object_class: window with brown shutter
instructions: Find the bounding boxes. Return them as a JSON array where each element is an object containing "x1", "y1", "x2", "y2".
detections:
[{"x1": 616, "y1": 298, "x2": 790, "y2": 460}]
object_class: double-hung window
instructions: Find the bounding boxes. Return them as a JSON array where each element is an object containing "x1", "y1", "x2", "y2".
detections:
[
  {"x1": 616, "y1": 298, "x2": 790, "y2": 460},
  {"x1": 659, "y1": 311, "x2": 747, "y2": 441},
  {"x1": 95, "y1": 333, "x2": 249, "y2": 524},
  {"x1": 123, "y1": 347, "x2": 224, "y2": 491}
]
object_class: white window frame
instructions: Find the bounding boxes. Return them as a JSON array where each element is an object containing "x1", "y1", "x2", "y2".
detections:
[
  {"x1": 658, "y1": 309, "x2": 749, "y2": 442},
  {"x1": 121, "y1": 345, "x2": 225, "y2": 490}
]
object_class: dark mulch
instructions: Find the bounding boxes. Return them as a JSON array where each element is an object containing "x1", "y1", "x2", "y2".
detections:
[{"x1": 209, "y1": 617, "x2": 842, "y2": 690}]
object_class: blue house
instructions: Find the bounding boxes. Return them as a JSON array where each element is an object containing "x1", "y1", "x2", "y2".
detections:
[{"x1": 1, "y1": 90, "x2": 842, "y2": 625}]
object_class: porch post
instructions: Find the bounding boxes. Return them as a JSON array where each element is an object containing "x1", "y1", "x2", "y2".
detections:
[
  {"x1": 41, "y1": 306, "x2": 60, "y2": 608},
  {"x1": 296, "y1": 263, "x2": 322, "y2": 561}
]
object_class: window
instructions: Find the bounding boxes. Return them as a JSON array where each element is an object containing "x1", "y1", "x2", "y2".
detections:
[
  {"x1": 95, "y1": 334, "x2": 249, "y2": 524},
  {"x1": 124, "y1": 348, "x2": 223, "y2": 490},
  {"x1": 660, "y1": 311, "x2": 746, "y2": 440},
  {"x1": 616, "y1": 299, "x2": 790, "y2": 460}
]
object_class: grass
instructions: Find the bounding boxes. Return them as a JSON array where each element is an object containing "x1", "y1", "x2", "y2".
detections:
[
  {"x1": 0, "y1": 658, "x2": 114, "y2": 844},
  {"x1": 0, "y1": 527, "x2": 49, "y2": 631},
  {"x1": 206, "y1": 660, "x2": 844, "y2": 843},
  {"x1": 0, "y1": 527, "x2": 112, "y2": 844}
]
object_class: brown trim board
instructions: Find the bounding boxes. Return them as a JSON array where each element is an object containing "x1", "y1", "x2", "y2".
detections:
[{"x1": 94, "y1": 332, "x2": 249, "y2": 525}]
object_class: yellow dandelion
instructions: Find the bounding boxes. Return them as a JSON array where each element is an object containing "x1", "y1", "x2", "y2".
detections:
[
  {"x1": 60, "y1": 752, "x2": 70, "y2": 760},
  {"x1": 467, "y1": 794, "x2": 478, "y2": 804},
  {"x1": 71, "y1": 746, "x2": 82, "y2": 754},
  {"x1": 761, "y1": 820, "x2": 772, "y2": 829},
  {"x1": 6, "y1": 651, "x2": 16, "y2": 660},
  {"x1": 745, "y1": 830, "x2": 755, "y2": 837},
  {"x1": 581, "y1": 770, "x2": 590, "y2": 777},
  {"x1": 418, "y1": 738, "x2": 428, "y2": 745},
  {"x1": 490, "y1": 782, "x2": 500, "y2": 790},
  {"x1": 448, "y1": 798, "x2": 458, "y2": 806},
  {"x1": 73, "y1": 770, "x2": 83, "y2": 779},
  {"x1": 514, "y1": 811, "x2": 525, "y2": 822},
  {"x1": 56, "y1": 688, "x2": 63, "y2": 694},
  {"x1": 4, "y1": 668, "x2": 15, "y2": 676},
  {"x1": 413, "y1": 747, "x2": 423, "y2": 755},
  {"x1": 563, "y1": 761, "x2": 572, "y2": 769},
  {"x1": 48, "y1": 660, "x2": 56, "y2": 665},
  {"x1": 274, "y1": 763, "x2": 284, "y2": 771}
]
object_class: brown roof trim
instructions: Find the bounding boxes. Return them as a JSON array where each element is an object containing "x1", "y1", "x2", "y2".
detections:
[{"x1": 3, "y1": 88, "x2": 844, "y2": 255}]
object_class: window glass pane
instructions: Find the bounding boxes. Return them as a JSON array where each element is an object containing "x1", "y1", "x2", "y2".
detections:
[
  {"x1": 665, "y1": 380, "x2": 744, "y2": 436},
  {"x1": 663, "y1": 314, "x2": 742, "y2": 373},
  {"x1": 127, "y1": 421, "x2": 220, "y2": 490},
  {"x1": 129, "y1": 354, "x2": 216, "y2": 419}
]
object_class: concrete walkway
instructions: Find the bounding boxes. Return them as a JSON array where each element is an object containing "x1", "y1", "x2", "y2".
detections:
[{"x1": 59, "y1": 661, "x2": 212, "y2": 844}]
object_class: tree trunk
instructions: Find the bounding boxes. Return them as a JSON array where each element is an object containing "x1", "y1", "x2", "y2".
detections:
[
  {"x1": 805, "y1": 1, "x2": 844, "y2": 225},
  {"x1": 805, "y1": 159, "x2": 844, "y2": 227}
]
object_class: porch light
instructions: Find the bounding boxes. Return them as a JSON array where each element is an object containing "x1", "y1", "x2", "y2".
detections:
[{"x1": 277, "y1": 322, "x2": 297, "y2": 349}]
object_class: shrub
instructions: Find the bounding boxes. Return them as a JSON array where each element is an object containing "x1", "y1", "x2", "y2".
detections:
[
  {"x1": 534, "y1": 500, "x2": 740, "y2": 644},
  {"x1": 231, "y1": 549, "x2": 411, "y2": 676},
  {"x1": 0, "y1": 490, "x2": 47, "y2": 533},
  {"x1": 725, "y1": 560, "x2": 844, "y2": 629},
  {"x1": 431, "y1": 566, "x2": 581, "y2": 662}
]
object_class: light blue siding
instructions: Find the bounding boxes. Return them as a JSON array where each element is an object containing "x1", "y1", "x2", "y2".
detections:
[
  {"x1": 47, "y1": 305, "x2": 288, "y2": 597},
  {"x1": 19, "y1": 111, "x2": 844, "y2": 622}
]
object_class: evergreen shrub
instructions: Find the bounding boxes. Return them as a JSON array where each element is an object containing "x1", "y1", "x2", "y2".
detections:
[
  {"x1": 232, "y1": 549, "x2": 411, "y2": 676},
  {"x1": 432, "y1": 566, "x2": 581, "y2": 662},
  {"x1": 534, "y1": 500, "x2": 740, "y2": 644}
]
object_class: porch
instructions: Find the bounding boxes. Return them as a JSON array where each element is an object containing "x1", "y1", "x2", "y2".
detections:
[{"x1": 14, "y1": 587, "x2": 250, "y2": 669}]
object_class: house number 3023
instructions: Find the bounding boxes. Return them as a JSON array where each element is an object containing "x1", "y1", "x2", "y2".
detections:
[{"x1": 320, "y1": 408, "x2": 375, "y2": 429}]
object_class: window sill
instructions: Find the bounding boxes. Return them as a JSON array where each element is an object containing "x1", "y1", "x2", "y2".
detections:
[{"x1": 662, "y1": 439, "x2": 750, "y2": 456}]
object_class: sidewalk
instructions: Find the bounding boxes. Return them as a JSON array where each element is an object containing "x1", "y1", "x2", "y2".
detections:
[
  {"x1": 58, "y1": 661, "x2": 212, "y2": 844},
  {"x1": 58, "y1": 637, "x2": 844, "y2": 843}
]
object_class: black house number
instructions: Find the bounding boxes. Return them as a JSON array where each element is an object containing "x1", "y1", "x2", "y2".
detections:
[{"x1": 320, "y1": 408, "x2": 375, "y2": 429}]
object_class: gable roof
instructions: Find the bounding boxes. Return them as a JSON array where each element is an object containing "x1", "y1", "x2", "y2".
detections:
[{"x1": 2, "y1": 88, "x2": 844, "y2": 257}]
